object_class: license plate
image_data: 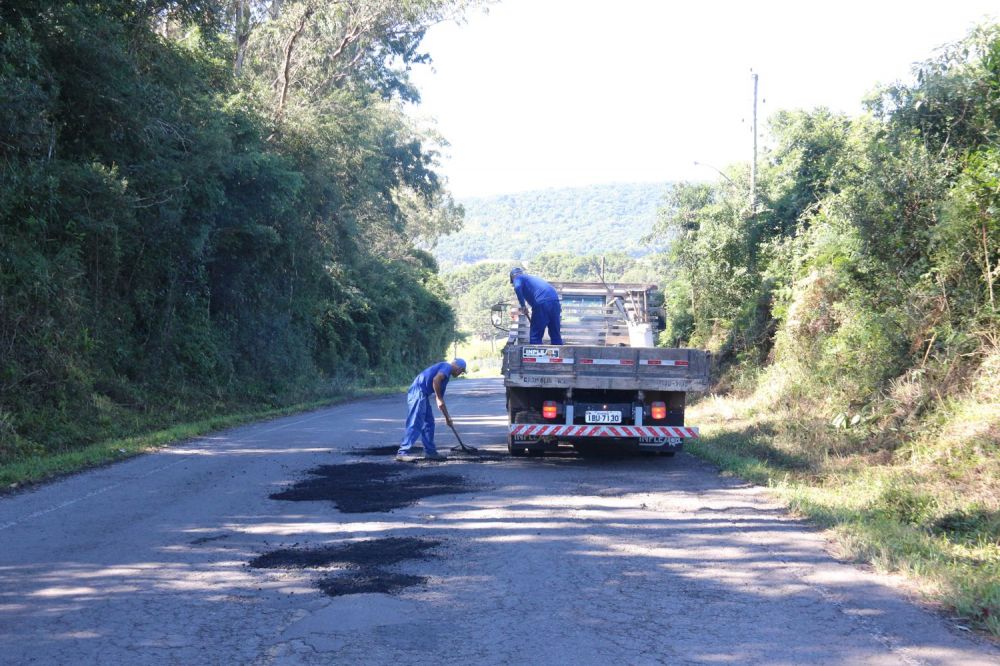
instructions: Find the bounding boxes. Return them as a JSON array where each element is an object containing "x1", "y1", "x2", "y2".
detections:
[
  {"x1": 639, "y1": 436, "x2": 683, "y2": 446},
  {"x1": 585, "y1": 410, "x2": 621, "y2": 424}
]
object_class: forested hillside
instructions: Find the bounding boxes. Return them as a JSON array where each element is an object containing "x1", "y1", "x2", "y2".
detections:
[
  {"x1": 0, "y1": 1, "x2": 470, "y2": 461},
  {"x1": 433, "y1": 182, "x2": 670, "y2": 268},
  {"x1": 651, "y1": 25, "x2": 1000, "y2": 633}
]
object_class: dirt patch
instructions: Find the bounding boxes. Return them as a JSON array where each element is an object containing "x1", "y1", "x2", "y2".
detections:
[
  {"x1": 249, "y1": 537, "x2": 441, "y2": 569},
  {"x1": 318, "y1": 571, "x2": 427, "y2": 597},
  {"x1": 269, "y1": 462, "x2": 474, "y2": 512}
]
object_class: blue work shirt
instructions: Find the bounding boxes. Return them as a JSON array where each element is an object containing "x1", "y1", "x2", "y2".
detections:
[
  {"x1": 513, "y1": 274, "x2": 559, "y2": 309},
  {"x1": 411, "y1": 361, "x2": 453, "y2": 397}
]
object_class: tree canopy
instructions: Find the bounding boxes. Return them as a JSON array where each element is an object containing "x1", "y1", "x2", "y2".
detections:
[{"x1": 0, "y1": 0, "x2": 476, "y2": 457}]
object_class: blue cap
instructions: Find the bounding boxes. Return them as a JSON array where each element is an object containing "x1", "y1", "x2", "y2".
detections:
[
  {"x1": 509, "y1": 267, "x2": 524, "y2": 283},
  {"x1": 453, "y1": 358, "x2": 466, "y2": 370}
]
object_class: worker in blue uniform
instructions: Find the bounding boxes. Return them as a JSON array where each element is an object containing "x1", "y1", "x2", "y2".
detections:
[
  {"x1": 396, "y1": 358, "x2": 466, "y2": 461},
  {"x1": 510, "y1": 267, "x2": 563, "y2": 345}
]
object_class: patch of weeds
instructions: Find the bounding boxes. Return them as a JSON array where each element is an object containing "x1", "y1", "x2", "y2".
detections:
[
  {"x1": 933, "y1": 506, "x2": 1000, "y2": 545},
  {"x1": 868, "y1": 486, "x2": 939, "y2": 527}
]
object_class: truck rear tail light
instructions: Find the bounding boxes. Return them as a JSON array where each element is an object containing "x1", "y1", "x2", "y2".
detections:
[
  {"x1": 651, "y1": 401, "x2": 667, "y2": 420},
  {"x1": 542, "y1": 401, "x2": 558, "y2": 420}
]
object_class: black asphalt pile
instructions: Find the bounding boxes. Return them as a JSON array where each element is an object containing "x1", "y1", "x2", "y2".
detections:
[
  {"x1": 269, "y1": 462, "x2": 474, "y2": 512},
  {"x1": 250, "y1": 537, "x2": 441, "y2": 598},
  {"x1": 249, "y1": 537, "x2": 441, "y2": 569}
]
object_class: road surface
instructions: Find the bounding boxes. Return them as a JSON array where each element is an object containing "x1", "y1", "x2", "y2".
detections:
[{"x1": 1, "y1": 378, "x2": 997, "y2": 665}]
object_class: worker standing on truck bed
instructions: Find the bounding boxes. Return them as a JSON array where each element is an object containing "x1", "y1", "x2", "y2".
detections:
[
  {"x1": 396, "y1": 358, "x2": 466, "y2": 461},
  {"x1": 510, "y1": 267, "x2": 563, "y2": 345}
]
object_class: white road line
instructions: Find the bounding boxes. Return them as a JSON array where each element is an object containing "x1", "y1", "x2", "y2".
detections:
[{"x1": 0, "y1": 407, "x2": 344, "y2": 532}]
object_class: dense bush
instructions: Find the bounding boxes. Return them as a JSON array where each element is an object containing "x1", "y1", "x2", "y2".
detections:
[
  {"x1": 650, "y1": 24, "x2": 1000, "y2": 432},
  {"x1": 0, "y1": 1, "x2": 467, "y2": 459}
]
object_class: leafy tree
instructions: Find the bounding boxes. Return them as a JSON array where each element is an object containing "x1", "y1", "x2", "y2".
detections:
[{"x1": 0, "y1": 0, "x2": 473, "y2": 459}]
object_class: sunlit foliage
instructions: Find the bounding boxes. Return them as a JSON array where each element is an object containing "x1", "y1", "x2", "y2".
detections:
[{"x1": 0, "y1": 0, "x2": 475, "y2": 457}]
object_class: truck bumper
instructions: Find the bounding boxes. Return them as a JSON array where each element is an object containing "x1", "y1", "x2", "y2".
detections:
[{"x1": 508, "y1": 424, "x2": 698, "y2": 451}]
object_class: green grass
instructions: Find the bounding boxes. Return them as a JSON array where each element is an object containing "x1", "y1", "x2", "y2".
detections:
[
  {"x1": 686, "y1": 392, "x2": 1000, "y2": 637},
  {"x1": 0, "y1": 385, "x2": 403, "y2": 491}
]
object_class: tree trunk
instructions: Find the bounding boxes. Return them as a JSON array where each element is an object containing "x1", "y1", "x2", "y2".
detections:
[
  {"x1": 273, "y1": 3, "x2": 315, "y2": 126},
  {"x1": 233, "y1": 0, "x2": 250, "y2": 77}
]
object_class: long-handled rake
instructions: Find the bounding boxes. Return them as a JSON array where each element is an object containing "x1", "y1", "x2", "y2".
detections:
[{"x1": 448, "y1": 422, "x2": 479, "y2": 454}]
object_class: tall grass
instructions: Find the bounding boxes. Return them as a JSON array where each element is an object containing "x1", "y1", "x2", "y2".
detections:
[{"x1": 687, "y1": 346, "x2": 1000, "y2": 636}]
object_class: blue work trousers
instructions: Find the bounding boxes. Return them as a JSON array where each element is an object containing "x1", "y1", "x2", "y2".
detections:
[
  {"x1": 398, "y1": 385, "x2": 437, "y2": 455},
  {"x1": 530, "y1": 300, "x2": 563, "y2": 345}
]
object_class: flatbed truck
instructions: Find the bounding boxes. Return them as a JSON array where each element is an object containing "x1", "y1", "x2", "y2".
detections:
[{"x1": 495, "y1": 281, "x2": 710, "y2": 457}]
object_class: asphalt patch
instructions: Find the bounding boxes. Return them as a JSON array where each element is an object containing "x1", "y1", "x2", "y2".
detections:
[
  {"x1": 250, "y1": 537, "x2": 440, "y2": 598},
  {"x1": 349, "y1": 445, "x2": 507, "y2": 464},
  {"x1": 250, "y1": 537, "x2": 441, "y2": 569},
  {"x1": 349, "y1": 445, "x2": 400, "y2": 456},
  {"x1": 317, "y1": 571, "x2": 427, "y2": 597},
  {"x1": 270, "y1": 462, "x2": 474, "y2": 512}
]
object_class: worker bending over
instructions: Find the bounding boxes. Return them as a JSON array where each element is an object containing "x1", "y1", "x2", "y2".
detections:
[
  {"x1": 397, "y1": 358, "x2": 466, "y2": 461},
  {"x1": 510, "y1": 267, "x2": 563, "y2": 345}
]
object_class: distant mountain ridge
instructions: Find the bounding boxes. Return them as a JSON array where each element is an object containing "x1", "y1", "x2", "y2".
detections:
[{"x1": 433, "y1": 182, "x2": 671, "y2": 269}]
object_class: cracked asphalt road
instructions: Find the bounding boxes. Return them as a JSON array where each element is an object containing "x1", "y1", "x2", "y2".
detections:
[{"x1": 1, "y1": 378, "x2": 997, "y2": 665}]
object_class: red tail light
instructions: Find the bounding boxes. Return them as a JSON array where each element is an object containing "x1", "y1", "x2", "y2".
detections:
[
  {"x1": 651, "y1": 401, "x2": 667, "y2": 420},
  {"x1": 542, "y1": 401, "x2": 558, "y2": 420}
]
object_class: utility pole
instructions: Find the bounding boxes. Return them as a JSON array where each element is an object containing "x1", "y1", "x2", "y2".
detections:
[{"x1": 750, "y1": 72, "x2": 758, "y2": 216}]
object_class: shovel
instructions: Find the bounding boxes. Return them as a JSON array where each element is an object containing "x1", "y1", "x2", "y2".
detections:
[{"x1": 448, "y1": 422, "x2": 479, "y2": 453}]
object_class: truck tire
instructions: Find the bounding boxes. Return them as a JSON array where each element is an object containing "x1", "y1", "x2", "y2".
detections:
[{"x1": 508, "y1": 410, "x2": 542, "y2": 458}]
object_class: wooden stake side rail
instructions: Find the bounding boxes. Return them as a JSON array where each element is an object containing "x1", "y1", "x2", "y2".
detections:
[
  {"x1": 507, "y1": 306, "x2": 660, "y2": 346},
  {"x1": 502, "y1": 344, "x2": 711, "y2": 392}
]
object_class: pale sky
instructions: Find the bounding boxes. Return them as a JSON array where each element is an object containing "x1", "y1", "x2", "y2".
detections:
[{"x1": 407, "y1": 0, "x2": 998, "y2": 198}]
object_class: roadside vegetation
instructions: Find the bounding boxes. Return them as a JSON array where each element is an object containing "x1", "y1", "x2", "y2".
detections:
[
  {"x1": 649, "y1": 25, "x2": 1000, "y2": 635},
  {"x1": 0, "y1": 2, "x2": 477, "y2": 478}
]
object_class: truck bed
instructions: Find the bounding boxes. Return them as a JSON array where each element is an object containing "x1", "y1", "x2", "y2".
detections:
[{"x1": 502, "y1": 344, "x2": 710, "y2": 392}]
